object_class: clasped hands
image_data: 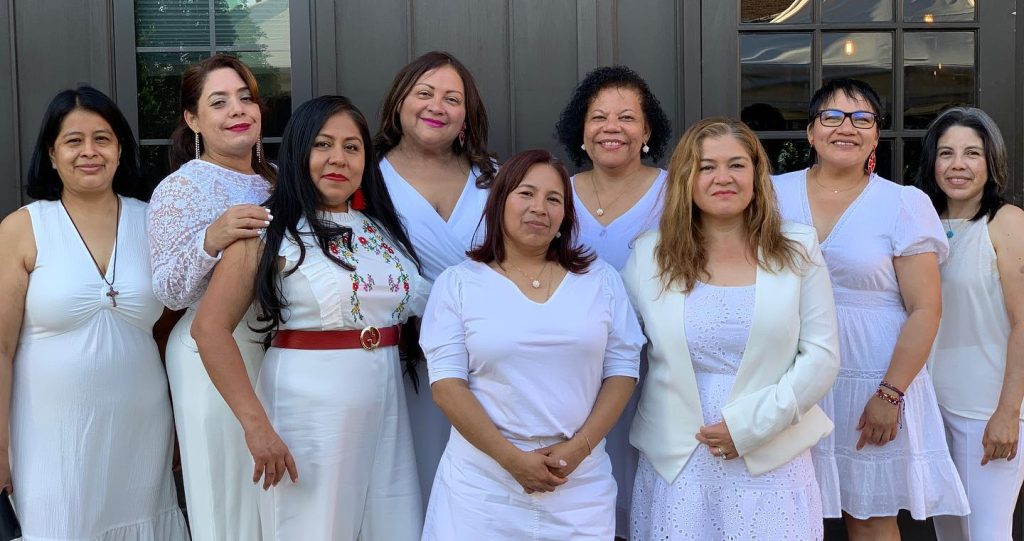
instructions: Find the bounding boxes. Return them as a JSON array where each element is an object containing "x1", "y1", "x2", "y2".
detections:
[
  {"x1": 502, "y1": 434, "x2": 591, "y2": 494},
  {"x1": 696, "y1": 421, "x2": 739, "y2": 460}
]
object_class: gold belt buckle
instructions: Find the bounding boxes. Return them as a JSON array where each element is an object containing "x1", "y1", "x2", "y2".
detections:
[{"x1": 360, "y1": 326, "x2": 382, "y2": 351}]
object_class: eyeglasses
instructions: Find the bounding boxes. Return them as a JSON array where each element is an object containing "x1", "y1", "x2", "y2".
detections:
[{"x1": 815, "y1": 109, "x2": 878, "y2": 129}]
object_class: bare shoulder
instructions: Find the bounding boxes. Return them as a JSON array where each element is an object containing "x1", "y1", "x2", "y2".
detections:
[
  {"x1": 0, "y1": 208, "x2": 36, "y2": 271},
  {"x1": 989, "y1": 204, "x2": 1024, "y2": 252}
]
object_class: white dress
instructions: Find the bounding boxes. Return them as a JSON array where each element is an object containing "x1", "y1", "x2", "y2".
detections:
[
  {"x1": 929, "y1": 216, "x2": 1024, "y2": 541},
  {"x1": 571, "y1": 169, "x2": 666, "y2": 538},
  {"x1": 773, "y1": 169, "x2": 969, "y2": 519},
  {"x1": 147, "y1": 159, "x2": 271, "y2": 540},
  {"x1": 380, "y1": 157, "x2": 489, "y2": 507},
  {"x1": 12, "y1": 198, "x2": 189, "y2": 540},
  {"x1": 257, "y1": 211, "x2": 429, "y2": 540},
  {"x1": 631, "y1": 283, "x2": 823, "y2": 541},
  {"x1": 420, "y1": 259, "x2": 645, "y2": 540}
]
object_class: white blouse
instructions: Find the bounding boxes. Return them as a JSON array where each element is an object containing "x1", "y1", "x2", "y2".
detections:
[
  {"x1": 147, "y1": 159, "x2": 271, "y2": 309},
  {"x1": 420, "y1": 259, "x2": 645, "y2": 441}
]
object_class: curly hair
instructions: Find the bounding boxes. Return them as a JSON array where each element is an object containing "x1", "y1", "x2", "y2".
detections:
[{"x1": 555, "y1": 65, "x2": 672, "y2": 167}]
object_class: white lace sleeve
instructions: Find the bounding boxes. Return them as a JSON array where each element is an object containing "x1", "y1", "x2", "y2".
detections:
[{"x1": 147, "y1": 174, "x2": 223, "y2": 310}]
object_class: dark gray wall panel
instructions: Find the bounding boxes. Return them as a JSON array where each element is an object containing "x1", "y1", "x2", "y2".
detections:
[
  {"x1": 14, "y1": 0, "x2": 114, "y2": 197},
  {"x1": 0, "y1": 0, "x2": 18, "y2": 215},
  {"x1": 335, "y1": 0, "x2": 409, "y2": 132},
  {"x1": 412, "y1": 0, "x2": 512, "y2": 158},
  {"x1": 509, "y1": 0, "x2": 577, "y2": 161}
]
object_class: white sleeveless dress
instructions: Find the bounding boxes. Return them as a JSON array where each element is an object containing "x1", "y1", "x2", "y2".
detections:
[
  {"x1": 12, "y1": 198, "x2": 189, "y2": 540},
  {"x1": 147, "y1": 159, "x2": 271, "y2": 540},
  {"x1": 257, "y1": 211, "x2": 429, "y2": 540}
]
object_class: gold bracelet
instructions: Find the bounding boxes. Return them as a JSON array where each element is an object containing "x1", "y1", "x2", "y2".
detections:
[{"x1": 576, "y1": 431, "x2": 593, "y2": 455}]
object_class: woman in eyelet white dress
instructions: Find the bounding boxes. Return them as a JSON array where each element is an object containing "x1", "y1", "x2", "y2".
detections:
[
  {"x1": 914, "y1": 107, "x2": 1024, "y2": 541},
  {"x1": 374, "y1": 51, "x2": 498, "y2": 506},
  {"x1": 554, "y1": 65, "x2": 673, "y2": 538},
  {"x1": 626, "y1": 118, "x2": 839, "y2": 541},
  {"x1": 147, "y1": 55, "x2": 276, "y2": 540},
  {"x1": 773, "y1": 79, "x2": 968, "y2": 538},
  {"x1": 193, "y1": 95, "x2": 428, "y2": 540}
]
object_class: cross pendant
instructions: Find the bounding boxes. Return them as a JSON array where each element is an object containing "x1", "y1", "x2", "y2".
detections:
[{"x1": 106, "y1": 287, "x2": 119, "y2": 307}]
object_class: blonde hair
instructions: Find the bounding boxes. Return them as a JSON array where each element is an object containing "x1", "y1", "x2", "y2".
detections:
[{"x1": 655, "y1": 117, "x2": 805, "y2": 292}]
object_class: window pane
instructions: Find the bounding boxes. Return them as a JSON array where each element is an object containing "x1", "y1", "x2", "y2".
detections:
[
  {"x1": 902, "y1": 139, "x2": 923, "y2": 183},
  {"x1": 903, "y1": 32, "x2": 975, "y2": 129},
  {"x1": 140, "y1": 145, "x2": 171, "y2": 188},
  {"x1": 137, "y1": 52, "x2": 211, "y2": 140},
  {"x1": 741, "y1": 1, "x2": 811, "y2": 24},
  {"x1": 760, "y1": 139, "x2": 811, "y2": 175},
  {"x1": 741, "y1": 33, "x2": 812, "y2": 131},
  {"x1": 823, "y1": 0, "x2": 894, "y2": 22},
  {"x1": 822, "y1": 33, "x2": 894, "y2": 129},
  {"x1": 215, "y1": 0, "x2": 290, "y2": 49},
  {"x1": 903, "y1": 0, "x2": 975, "y2": 22},
  {"x1": 135, "y1": 0, "x2": 211, "y2": 48},
  {"x1": 236, "y1": 51, "x2": 291, "y2": 138}
]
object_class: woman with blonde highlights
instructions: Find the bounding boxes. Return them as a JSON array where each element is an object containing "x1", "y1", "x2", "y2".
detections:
[{"x1": 625, "y1": 118, "x2": 839, "y2": 540}]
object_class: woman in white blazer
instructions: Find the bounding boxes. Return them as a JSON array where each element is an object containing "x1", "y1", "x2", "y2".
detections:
[{"x1": 624, "y1": 117, "x2": 840, "y2": 541}]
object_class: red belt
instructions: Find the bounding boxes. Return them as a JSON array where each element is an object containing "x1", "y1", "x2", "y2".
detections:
[{"x1": 271, "y1": 325, "x2": 401, "y2": 351}]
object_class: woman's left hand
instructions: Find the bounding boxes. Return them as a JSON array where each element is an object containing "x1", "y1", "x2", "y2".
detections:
[
  {"x1": 982, "y1": 409, "x2": 1020, "y2": 465},
  {"x1": 534, "y1": 436, "x2": 590, "y2": 478},
  {"x1": 856, "y1": 394, "x2": 900, "y2": 449},
  {"x1": 696, "y1": 421, "x2": 738, "y2": 460}
]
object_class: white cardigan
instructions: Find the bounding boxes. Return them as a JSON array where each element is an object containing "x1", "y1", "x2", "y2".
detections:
[{"x1": 622, "y1": 222, "x2": 840, "y2": 482}]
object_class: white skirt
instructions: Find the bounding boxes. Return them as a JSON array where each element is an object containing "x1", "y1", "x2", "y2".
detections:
[
  {"x1": 166, "y1": 307, "x2": 264, "y2": 541},
  {"x1": 423, "y1": 429, "x2": 616, "y2": 541},
  {"x1": 256, "y1": 343, "x2": 422, "y2": 540}
]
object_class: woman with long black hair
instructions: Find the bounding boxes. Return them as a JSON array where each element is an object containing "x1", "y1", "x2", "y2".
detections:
[{"x1": 192, "y1": 95, "x2": 427, "y2": 540}]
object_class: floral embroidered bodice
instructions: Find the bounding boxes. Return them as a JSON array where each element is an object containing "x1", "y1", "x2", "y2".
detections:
[{"x1": 276, "y1": 211, "x2": 428, "y2": 331}]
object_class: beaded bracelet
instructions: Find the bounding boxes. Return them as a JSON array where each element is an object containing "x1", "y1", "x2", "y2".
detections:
[
  {"x1": 874, "y1": 387, "x2": 905, "y2": 429},
  {"x1": 879, "y1": 380, "x2": 905, "y2": 398}
]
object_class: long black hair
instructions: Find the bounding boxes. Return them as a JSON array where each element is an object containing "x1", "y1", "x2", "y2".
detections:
[
  {"x1": 26, "y1": 85, "x2": 148, "y2": 201},
  {"x1": 253, "y1": 96, "x2": 419, "y2": 349},
  {"x1": 913, "y1": 107, "x2": 1008, "y2": 221}
]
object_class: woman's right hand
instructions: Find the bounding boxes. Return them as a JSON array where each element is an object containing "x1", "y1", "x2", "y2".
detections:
[
  {"x1": 243, "y1": 420, "x2": 298, "y2": 490},
  {"x1": 203, "y1": 204, "x2": 272, "y2": 256},
  {"x1": 499, "y1": 449, "x2": 567, "y2": 494}
]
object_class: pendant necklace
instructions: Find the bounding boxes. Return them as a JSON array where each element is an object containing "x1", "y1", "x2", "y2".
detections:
[
  {"x1": 943, "y1": 218, "x2": 968, "y2": 239},
  {"x1": 590, "y1": 172, "x2": 637, "y2": 217},
  {"x1": 504, "y1": 259, "x2": 550, "y2": 289},
  {"x1": 61, "y1": 197, "x2": 121, "y2": 307},
  {"x1": 811, "y1": 170, "x2": 865, "y2": 195}
]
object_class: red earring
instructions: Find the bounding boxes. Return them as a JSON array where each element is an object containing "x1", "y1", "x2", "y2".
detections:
[
  {"x1": 350, "y1": 188, "x2": 366, "y2": 211},
  {"x1": 866, "y1": 149, "x2": 877, "y2": 176}
]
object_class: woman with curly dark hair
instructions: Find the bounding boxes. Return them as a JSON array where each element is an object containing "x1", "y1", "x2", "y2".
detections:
[{"x1": 555, "y1": 64, "x2": 672, "y2": 534}]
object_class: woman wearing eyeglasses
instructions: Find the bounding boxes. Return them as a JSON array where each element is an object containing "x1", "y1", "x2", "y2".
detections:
[{"x1": 773, "y1": 79, "x2": 968, "y2": 540}]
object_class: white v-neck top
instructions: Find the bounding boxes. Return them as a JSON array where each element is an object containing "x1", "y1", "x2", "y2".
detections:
[
  {"x1": 380, "y1": 157, "x2": 488, "y2": 283},
  {"x1": 571, "y1": 169, "x2": 667, "y2": 270},
  {"x1": 421, "y1": 259, "x2": 644, "y2": 442}
]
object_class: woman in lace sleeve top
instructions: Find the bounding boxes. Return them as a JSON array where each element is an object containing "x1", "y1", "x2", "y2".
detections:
[{"x1": 146, "y1": 54, "x2": 276, "y2": 541}]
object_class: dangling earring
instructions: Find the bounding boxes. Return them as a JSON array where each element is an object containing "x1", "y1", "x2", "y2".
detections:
[
  {"x1": 642, "y1": 141, "x2": 650, "y2": 154},
  {"x1": 350, "y1": 188, "x2": 366, "y2": 211},
  {"x1": 194, "y1": 131, "x2": 201, "y2": 160},
  {"x1": 866, "y1": 149, "x2": 877, "y2": 176},
  {"x1": 255, "y1": 137, "x2": 264, "y2": 164},
  {"x1": 458, "y1": 127, "x2": 466, "y2": 148},
  {"x1": 555, "y1": 230, "x2": 562, "y2": 239}
]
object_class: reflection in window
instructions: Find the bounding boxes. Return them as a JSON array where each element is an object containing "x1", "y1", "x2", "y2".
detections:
[
  {"x1": 822, "y1": 33, "x2": 894, "y2": 129},
  {"x1": 902, "y1": 139, "x2": 923, "y2": 183},
  {"x1": 741, "y1": 34, "x2": 812, "y2": 131},
  {"x1": 741, "y1": 0, "x2": 811, "y2": 24},
  {"x1": 903, "y1": 32, "x2": 975, "y2": 129},
  {"x1": 823, "y1": 0, "x2": 893, "y2": 23},
  {"x1": 759, "y1": 139, "x2": 811, "y2": 175},
  {"x1": 904, "y1": 0, "x2": 975, "y2": 22},
  {"x1": 134, "y1": 0, "x2": 291, "y2": 182}
]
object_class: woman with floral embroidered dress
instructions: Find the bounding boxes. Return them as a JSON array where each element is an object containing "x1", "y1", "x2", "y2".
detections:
[
  {"x1": 147, "y1": 54, "x2": 276, "y2": 541},
  {"x1": 192, "y1": 95, "x2": 426, "y2": 540}
]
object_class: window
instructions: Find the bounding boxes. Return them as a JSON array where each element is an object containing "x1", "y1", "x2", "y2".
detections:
[
  {"x1": 134, "y1": 0, "x2": 291, "y2": 182},
  {"x1": 734, "y1": 0, "x2": 979, "y2": 181}
]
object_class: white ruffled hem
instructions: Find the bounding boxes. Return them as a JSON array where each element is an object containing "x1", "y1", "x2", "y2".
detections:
[{"x1": 22, "y1": 506, "x2": 190, "y2": 541}]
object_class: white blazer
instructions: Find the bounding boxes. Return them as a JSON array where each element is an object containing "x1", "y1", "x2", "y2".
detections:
[{"x1": 622, "y1": 222, "x2": 840, "y2": 483}]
